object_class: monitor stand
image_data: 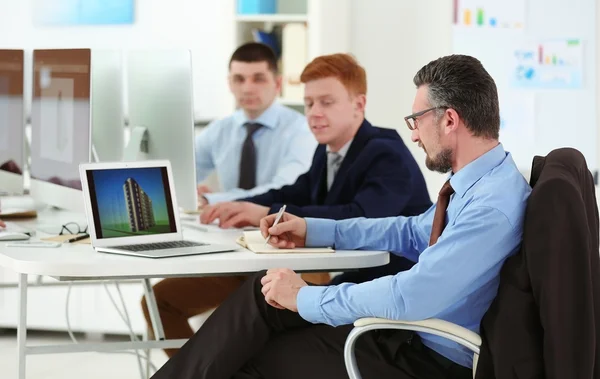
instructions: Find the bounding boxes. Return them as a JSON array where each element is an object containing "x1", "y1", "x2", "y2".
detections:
[{"x1": 123, "y1": 126, "x2": 149, "y2": 161}]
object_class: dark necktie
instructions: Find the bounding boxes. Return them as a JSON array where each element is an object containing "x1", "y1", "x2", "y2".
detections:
[
  {"x1": 327, "y1": 152, "x2": 343, "y2": 191},
  {"x1": 238, "y1": 122, "x2": 263, "y2": 190},
  {"x1": 429, "y1": 180, "x2": 455, "y2": 246}
]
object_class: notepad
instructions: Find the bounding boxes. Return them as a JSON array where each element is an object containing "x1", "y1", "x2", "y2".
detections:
[
  {"x1": 236, "y1": 230, "x2": 334, "y2": 254},
  {"x1": 42, "y1": 234, "x2": 92, "y2": 245}
]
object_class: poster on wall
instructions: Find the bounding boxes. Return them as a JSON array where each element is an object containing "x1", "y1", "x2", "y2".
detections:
[
  {"x1": 511, "y1": 39, "x2": 584, "y2": 89},
  {"x1": 453, "y1": 0, "x2": 526, "y2": 30},
  {"x1": 452, "y1": 0, "x2": 597, "y2": 172},
  {"x1": 32, "y1": 0, "x2": 135, "y2": 26}
]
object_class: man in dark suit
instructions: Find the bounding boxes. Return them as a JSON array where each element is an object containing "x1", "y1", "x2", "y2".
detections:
[
  {"x1": 201, "y1": 119, "x2": 427, "y2": 224},
  {"x1": 141, "y1": 53, "x2": 431, "y2": 358}
]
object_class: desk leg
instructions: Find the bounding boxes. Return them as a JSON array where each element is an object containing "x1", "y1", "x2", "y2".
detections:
[
  {"x1": 142, "y1": 279, "x2": 165, "y2": 340},
  {"x1": 143, "y1": 327, "x2": 152, "y2": 379},
  {"x1": 17, "y1": 274, "x2": 28, "y2": 379}
]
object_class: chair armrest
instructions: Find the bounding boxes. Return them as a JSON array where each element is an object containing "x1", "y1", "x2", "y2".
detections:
[
  {"x1": 353, "y1": 317, "x2": 481, "y2": 350},
  {"x1": 345, "y1": 318, "x2": 482, "y2": 379}
]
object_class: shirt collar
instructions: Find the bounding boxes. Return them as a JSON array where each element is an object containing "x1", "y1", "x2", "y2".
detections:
[
  {"x1": 326, "y1": 138, "x2": 353, "y2": 160},
  {"x1": 449, "y1": 143, "x2": 507, "y2": 198},
  {"x1": 233, "y1": 101, "x2": 280, "y2": 130}
]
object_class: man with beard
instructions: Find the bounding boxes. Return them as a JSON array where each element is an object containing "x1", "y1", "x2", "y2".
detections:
[
  {"x1": 149, "y1": 54, "x2": 532, "y2": 379},
  {"x1": 144, "y1": 53, "x2": 431, "y2": 359}
]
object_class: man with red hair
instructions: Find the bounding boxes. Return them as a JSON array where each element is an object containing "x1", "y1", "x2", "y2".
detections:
[
  {"x1": 147, "y1": 53, "x2": 431, "y2": 360},
  {"x1": 200, "y1": 53, "x2": 429, "y2": 228},
  {"x1": 151, "y1": 54, "x2": 530, "y2": 379}
]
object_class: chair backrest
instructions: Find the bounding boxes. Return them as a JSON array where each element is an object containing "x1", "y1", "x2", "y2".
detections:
[{"x1": 474, "y1": 147, "x2": 600, "y2": 379}]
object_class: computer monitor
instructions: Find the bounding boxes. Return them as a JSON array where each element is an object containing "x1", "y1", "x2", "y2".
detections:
[
  {"x1": 30, "y1": 49, "x2": 125, "y2": 212},
  {"x1": 0, "y1": 50, "x2": 25, "y2": 194},
  {"x1": 30, "y1": 49, "x2": 92, "y2": 212},
  {"x1": 124, "y1": 49, "x2": 198, "y2": 212},
  {"x1": 91, "y1": 50, "x2": 124, "y2": 162},
  {"x1": 31, "y1": 49, "x2": 124, "y2": 211}
]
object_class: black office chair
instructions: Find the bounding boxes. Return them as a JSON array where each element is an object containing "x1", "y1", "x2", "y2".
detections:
[{"x1": 344, "y1": 148, "x2": 600, "y2": 379}]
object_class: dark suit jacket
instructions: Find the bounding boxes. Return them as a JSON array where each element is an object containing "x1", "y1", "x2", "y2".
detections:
[
  {"x1": 475, "y1": 148, "x2": 600, "y2": 379},
  {"x1": 242, "y1": 119, "x2": 432, "y2": 219}
]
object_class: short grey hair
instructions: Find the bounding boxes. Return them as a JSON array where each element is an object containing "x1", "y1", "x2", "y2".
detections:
[{"x1": 413, "y1": 55, "x2": 500, "y2": 139}]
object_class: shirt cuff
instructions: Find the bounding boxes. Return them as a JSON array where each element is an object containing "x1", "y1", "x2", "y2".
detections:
[
  {"x1": 297, "y1": 285, "x2": 327, "y2": 324},
  {"x1": 305, "y1": 218, "x2": 336, "y2": 247}
]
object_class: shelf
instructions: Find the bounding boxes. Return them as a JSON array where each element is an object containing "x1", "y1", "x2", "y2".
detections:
[{"x1": 235, "y1": 14, "x2": 308, "y2": 23}]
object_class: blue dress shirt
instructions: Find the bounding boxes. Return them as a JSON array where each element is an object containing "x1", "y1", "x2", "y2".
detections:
[
  {"x1": 297, "y1": 144, "x2": 532, "y2": 368},
  {"x1": 195, "y1": 101, "x2": 317, "y2": 204}
]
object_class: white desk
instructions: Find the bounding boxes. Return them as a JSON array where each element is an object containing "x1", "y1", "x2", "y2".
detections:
[
  {"x1": 0, "y1": 235, "x2": 389, "y2": 281},
  {"x1": 0, "y1": 208, "x2": 390, "y2": 379}
]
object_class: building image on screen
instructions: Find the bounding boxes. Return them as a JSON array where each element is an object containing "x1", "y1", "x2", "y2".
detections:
[
  {"x1": 91, "y1": 167, "x2": 174, "y2": 238},
  {"x1": 123, "y1": 178, "x2": 156, "y2": 232}
]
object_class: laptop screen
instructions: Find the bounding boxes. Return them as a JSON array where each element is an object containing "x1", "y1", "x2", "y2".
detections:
[{"x1": 85, "y1": 166, "x2": 177, "y2": 239}]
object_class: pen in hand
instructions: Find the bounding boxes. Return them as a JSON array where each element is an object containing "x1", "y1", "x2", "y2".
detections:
[{"x1": 265, "y1": 205, "x2": 286, "y2": 246}]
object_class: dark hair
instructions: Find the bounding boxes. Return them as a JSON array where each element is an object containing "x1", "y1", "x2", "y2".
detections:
[
  {"x1": 229, "y1": 42, "x2": 278, "y2": 73},
  {"x1": 413, "y1": 54, "x2": 500, "y2": 139}
]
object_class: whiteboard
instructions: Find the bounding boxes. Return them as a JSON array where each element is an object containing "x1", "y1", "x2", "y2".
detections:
[{"x1": 452, "y1": 0, "x2": 597, "y2": 171}]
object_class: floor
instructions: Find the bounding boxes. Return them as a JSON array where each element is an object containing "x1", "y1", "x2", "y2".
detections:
[{"x1": 0, "y1": 329, "x2": 169, "y2": 379}]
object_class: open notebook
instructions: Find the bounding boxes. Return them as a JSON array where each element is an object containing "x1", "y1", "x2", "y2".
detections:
[{"x1": 237, "y1": 230, "x2": 334, "y2": 254}]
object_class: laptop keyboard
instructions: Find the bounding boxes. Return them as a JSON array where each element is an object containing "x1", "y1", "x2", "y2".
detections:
[{"x1": 113, "y1": 240, "x2": 207, "y2": 252}]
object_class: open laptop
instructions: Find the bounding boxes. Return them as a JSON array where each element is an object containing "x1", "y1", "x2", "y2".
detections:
[{"x1": 79, "y1": 160, "x2": 238, "y2": 258}]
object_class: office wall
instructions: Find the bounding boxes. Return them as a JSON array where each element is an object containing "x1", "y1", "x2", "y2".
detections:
[
  {"x1": 1, "y1": 1, "x2": 598, "y2": 195},
  {"x1": 349, "y1": 0, "x2": 453, "y2": 199},
  {"x1": 0, "y1": 0, "x2": 235, "y2": 121},
  {"x1": 455, "y1": 0, "x2": 596, "y2": 173},
  {"x1": 350, "y1": 0, "x2": 600, "y2": 197}
]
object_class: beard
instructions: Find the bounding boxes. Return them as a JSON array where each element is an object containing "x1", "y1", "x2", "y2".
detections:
[{"x1": 425, "y1": 147, "x2": 453, "y2": 173}]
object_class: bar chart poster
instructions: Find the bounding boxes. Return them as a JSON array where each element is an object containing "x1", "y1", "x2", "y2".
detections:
[
  {"x1": 511, "y1": 39, "x2": 584, "y2": 89},
  {"x1": 453, "y1": 0, "x2": 526, "y2": 30}
]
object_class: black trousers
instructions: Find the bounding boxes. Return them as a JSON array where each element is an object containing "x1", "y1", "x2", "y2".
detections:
[{"x1": 150, "y1": 270, "x2": 472, "y2": 379}]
